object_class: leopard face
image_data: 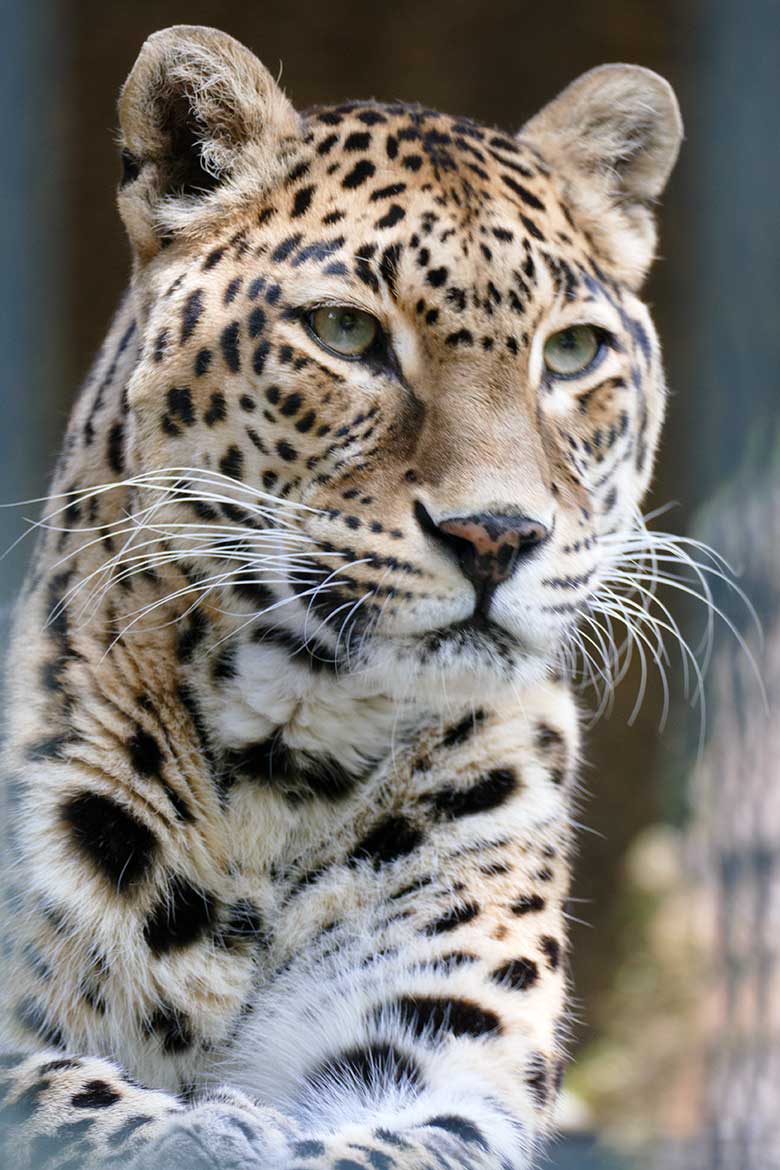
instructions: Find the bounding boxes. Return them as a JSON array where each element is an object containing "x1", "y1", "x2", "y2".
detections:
[{"x1": 116, "y1": 27, "x2": 681, "y2": 704}]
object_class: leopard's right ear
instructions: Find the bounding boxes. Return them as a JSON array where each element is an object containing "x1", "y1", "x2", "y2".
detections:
[{"x1": 117, "y1": 25, "x2": 302, "y2": 261}]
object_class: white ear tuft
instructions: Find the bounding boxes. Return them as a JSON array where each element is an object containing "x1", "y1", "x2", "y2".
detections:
[
  {"x1": 117, "y1": 26, "x2": 301, "y2": 259},
  {"x1": 521, "y1": 64, "x2": 683, "y2": 286}
]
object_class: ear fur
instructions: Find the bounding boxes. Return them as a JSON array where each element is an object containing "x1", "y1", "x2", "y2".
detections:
[
  {"x1": 521, "y1": 64, "x2": 683, "y2": 286},
  {"x1": 117, "y1": 26, "x2": 301, "y2": 259}
]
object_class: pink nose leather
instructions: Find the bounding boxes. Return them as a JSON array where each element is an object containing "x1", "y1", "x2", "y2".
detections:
[{"x1": 437, "y1": 513, "x2": 550, "y2": 585}]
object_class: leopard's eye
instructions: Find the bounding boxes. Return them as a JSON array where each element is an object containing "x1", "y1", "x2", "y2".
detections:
[
  {"x1": 308, "y1": 306, "x2": 379, "y2": 358},
  {"x1": 543, "y1": 324, "x2": 602, "y2": 377}
]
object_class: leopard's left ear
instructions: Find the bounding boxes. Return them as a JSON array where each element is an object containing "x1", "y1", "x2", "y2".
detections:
[
  {"x1": 118, "y1": 25, "x2": 302, "y2": 261},
  {"x1": 520, "y1": 64, "x2": 682, "y2": 287}
]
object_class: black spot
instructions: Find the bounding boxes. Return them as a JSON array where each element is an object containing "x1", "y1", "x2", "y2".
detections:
[
  {"x1": 222, "y1": 734, "x2": 356, "y2": 802},
  {"x1": 107, "y1": 421, "x2": 125, "y2": 474},
  {"x1": 277, "y1": 439, "x2": 297, "y2": 462},
  {"x1": 402, "y1": 154, "x2": 423, "y2": 171},
  {"x1": 349, "y1": 815, "x2": 424, "y2": 867},
  {"x1": 535, "y1": 722, "x2": 564, "y2": 750},
  {"x1": 430, "y1": 767, "x2": 517, "y2": 820},
  {"x1": 342, "y1": 159, "x2": 376, "y2": 188},
  {"x1": 446, "y1": 329, "x2": 474, "y2": 347},
  {"x1": 253, "y1": 339, "x2": 270, "y2": 375},
  {"x1": 249, "y1": 306, "x2": 266, "y2": 338},
  {"x1": 232, "y1": 579, "x2": 275, "y2": 609},
  {"x1": 525, "y1": 1052, "x2": 549, "y2": 1106},
  {"x1": 295, "y1": 409, "x2": 316, "y2": 433},
  {"x1": 280, "y1": 391, "x2": 302, "y2": 417},
  {"x1": 510, "y1": 894, "x2": 546, "y2": 916},
  {"x1": 294, "y1": 1139, "x2": 327, "y2": 1159},
  {"x1": 492, "y1": 957, "x2": 539, "y2": 991},
  {"x1": 147, "y1": 1003, "x2": 193, "y2": 1053},
  {"x1": 442, "y1": 710, "x2": 485, "y2": 748},
  {"x1": 308, "y1": 1043, "x2": 421, "y2": 1092},
  {"x1": 376, "y1": 204, "x2": 405, "y2": 230},
  {"x1": 166, "y1": 386, "x2": 195, "y2": 426},
  {"x1": 272, "y1": 233, "x2": 304, "y2": 263},
  {"x1": 212, "y1": 645, "x2": 237, "y2": 682},
  {"x1": 143, "y1": 876, "x2": 217, "y2": 955},
  {"x1": 427, "y1": 266, "x2": 448, "y2": 288},
  {"x1": 426, "y1": 901, "x2": 479, "y2": 935},
  {"x1": 520, "y1": 214, "x2": 545, "y2": 242},
  {"x1": 379, "y1": 242, "x2": 403, "y2": 298},
  {"x1": 153, "y1": 328, "x2": 169, "y2": 363},
  {"x1": 38, "y1": 1059, "x2": 80, "y2": 1074},
  {"x1": 127, "y1": 727, "x2": 163, "y2": 777},
  {"x1": 180, "y1": 289, "x2": 204, "y2": 343},
  {"x1": 390, "y1": 994, "x2": 501, "y2": 1040},
  {"x1": 195, "y1": 347, "x2": 213, "y2": 376},
  {"x1": 501, "y1": 172, "x2": 545, "y2": 210},
  {"x1": 291, "y1": 185, "x2": 315, "y2": 218},
  {"x1": 219, "y1": 445, "x2": 244, "y2": 481},
  {"x1": 220, "y1": 320, "x2": 241, "y2": 373},
  {"x1": 423, "y1": 1115, "x2": 488, "y2": 1149},
  {"x1": 224, "y1": 275, "x2": 243, "y2": 304},
  {"x1": 215, "y1": 898, "x2": 266, "y2": 949},
  {"x1": 175, "y1": 606, "x2": 209, "y2": 663},
  {"x1": 204, "y1": 391, "x2": 227, "y2": 426},
  {"x1": 540, "y1": 935, "x2": 561, "y2": 970},
  {"x1": 70, "y1": 1080, "x2": 121, "y2": 1109},
  {"x1": 344, "y1": 131, "x2": 371, "y2": 151},
  {"x1": 203, "y1": 245, "x2": 226, "y2": 270},
  {"x1": 62, "y1": 791, "x2": 157, "y2": 890},
  {"x1": 371, "y1": 183, "x2": 407, "y2": 202},
  {"x1": 355, "y1": 248, "x2": 380, "y2": 292}
]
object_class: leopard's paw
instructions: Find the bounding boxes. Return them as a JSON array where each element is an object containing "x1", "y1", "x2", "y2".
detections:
[{"x1": 127, "y1": 1089, "x2": 295, "y2": 1170}]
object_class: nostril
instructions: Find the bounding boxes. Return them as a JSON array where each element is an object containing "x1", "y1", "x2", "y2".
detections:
[{"x1": 512, "y1": 518, "x2": 550, "y2": 550}]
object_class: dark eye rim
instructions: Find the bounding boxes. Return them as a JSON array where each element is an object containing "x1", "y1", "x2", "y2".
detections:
[
  {"x1": 543, "y1": 325, "x2": 613, "y2": 382},
  {"x1": 304, "y1": 305, "x2": 385, "y2": 363}
]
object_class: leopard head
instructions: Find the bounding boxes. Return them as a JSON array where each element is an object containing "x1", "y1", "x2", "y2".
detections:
[{"x1": 115, "y1": 25, "x2": 682, "y2": 703}]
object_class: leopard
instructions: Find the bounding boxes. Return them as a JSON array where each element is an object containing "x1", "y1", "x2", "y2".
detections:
[{"x1": 0, "y1": 25, "x2": 682, "y2": 1170}]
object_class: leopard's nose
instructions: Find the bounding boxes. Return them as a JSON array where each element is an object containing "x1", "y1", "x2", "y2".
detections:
[{"x1": 414, "y1": 502, "x2": 550, "y2": 588}]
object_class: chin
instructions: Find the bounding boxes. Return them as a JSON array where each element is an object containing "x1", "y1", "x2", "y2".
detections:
[{"x1": 344, "y1": 618, "x2": 555, "y2": 708}]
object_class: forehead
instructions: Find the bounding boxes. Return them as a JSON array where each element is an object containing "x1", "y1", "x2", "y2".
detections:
[{"x1": 270, "y1": 102, "x2": 590, "y2": 275}]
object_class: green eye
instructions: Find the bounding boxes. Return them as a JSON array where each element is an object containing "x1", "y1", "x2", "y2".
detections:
[
  {"x1": 309, "y1": 306, "x2": 379, "y2": 357},
  {"x1": 543, "y1": 325, "x2": 602, "y2": 377}
]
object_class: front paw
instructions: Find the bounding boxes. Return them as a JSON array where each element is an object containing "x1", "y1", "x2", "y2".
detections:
[{"x1": 127, "y1": 1090, "x2": 294, "y2": 1170}]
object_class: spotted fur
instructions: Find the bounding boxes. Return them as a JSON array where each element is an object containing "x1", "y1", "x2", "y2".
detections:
[{"x1": 0, "y1": 26, "x2": 681, "y2": 1169}]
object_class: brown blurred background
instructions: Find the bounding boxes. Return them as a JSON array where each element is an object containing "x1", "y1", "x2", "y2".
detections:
[{"x1": 1, "y1": 2, "x2": 778, "y2": 1167}]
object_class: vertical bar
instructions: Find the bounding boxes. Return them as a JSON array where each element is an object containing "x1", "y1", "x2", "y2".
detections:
[{"x1": 0, "y1": 0, "x2": 66, "y2": 599}]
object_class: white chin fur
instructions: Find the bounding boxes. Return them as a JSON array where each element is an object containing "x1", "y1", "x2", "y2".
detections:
[{"x1": 349, "y1": 633, "x2": 553, "y2": 707}]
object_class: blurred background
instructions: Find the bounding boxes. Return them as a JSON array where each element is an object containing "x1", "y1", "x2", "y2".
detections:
[{"x1": 0, "y1": 1, "x2": 777, "y2": 1167}]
